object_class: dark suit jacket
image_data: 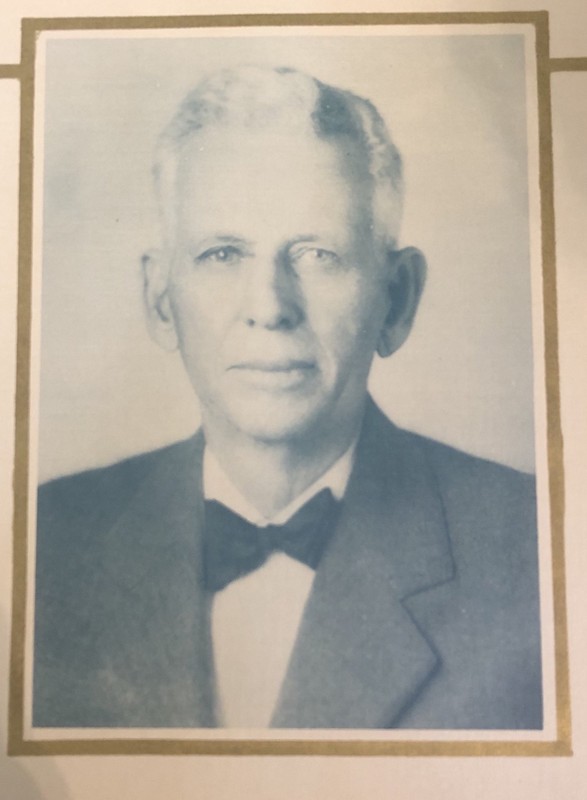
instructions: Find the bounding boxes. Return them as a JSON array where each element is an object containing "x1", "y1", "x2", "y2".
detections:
[{"x1": 33, "y1": 400, "x2": 542, "y2": 729}]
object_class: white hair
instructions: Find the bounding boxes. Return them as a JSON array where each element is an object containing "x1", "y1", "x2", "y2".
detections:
[{"x1": 154, "y1": 64, "x2": 404, "y2": 246}]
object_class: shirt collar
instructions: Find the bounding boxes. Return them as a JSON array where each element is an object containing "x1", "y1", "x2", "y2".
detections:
[{"x1": 203, "y1": 442, "x2": 356, "y2": 527}]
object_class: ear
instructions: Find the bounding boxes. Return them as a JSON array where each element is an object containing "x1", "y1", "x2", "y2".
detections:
[
  {"x1": 376, "y1": 246, "x2": 427, "y2": 358},
  {"x1": 142, "y1": 249, "x2": 178, "y2": 352}
]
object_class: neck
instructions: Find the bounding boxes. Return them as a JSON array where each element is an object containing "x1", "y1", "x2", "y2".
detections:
[{"x1": 200, "y1": 406, "x2": 365, "y2": 518}]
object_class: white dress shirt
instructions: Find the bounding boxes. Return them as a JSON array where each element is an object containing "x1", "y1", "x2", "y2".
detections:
[{"x1": 203, "y1": 446, "x2": 355, "y2": 729}]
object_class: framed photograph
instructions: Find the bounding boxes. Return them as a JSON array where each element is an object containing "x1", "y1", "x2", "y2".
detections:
[{"x1": 9, "y1": 12, "x2": 568, "y2": 755}]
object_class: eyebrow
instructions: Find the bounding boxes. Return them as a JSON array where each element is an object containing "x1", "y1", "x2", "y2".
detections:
[
  {"x1": 188, "y1": 234, "x2": 254, "y2": 250},
  {"x1": 200, "y1": 234, "x2": 252, "y2": 244},
  {"x1": 287, "y1": 235, "x2": 321, "y2": 246},
  {"x1": 213, "y1": 234, "x2": 324, "y2": 244},
  {"x1": 285, "y1": 234, "x2": 346, "y2": 253}
]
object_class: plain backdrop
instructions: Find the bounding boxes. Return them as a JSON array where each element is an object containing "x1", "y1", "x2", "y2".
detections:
[{"x1": 35, "y1": 29, "x2": 536, "y2": 480}]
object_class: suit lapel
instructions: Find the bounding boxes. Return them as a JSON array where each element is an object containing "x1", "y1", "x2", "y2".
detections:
[
  {"x1": 272, "y1": 401, "x2": 455, "y2": 728},
  {"x1": 89, "y1": 434, "x2": 218, "y2": 726}
]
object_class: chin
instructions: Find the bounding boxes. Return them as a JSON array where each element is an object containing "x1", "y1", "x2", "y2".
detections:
[{"x1": 224, "y1": 394, "x2": 331, "y2": 445}]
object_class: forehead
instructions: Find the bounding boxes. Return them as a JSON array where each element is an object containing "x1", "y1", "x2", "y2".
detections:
[{"x1": 172, "y1": 126, "x2": 373, "y2": 236}]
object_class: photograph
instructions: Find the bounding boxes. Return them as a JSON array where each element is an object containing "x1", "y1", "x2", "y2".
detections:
[{"x1": 9, "y1": 15, "x2": 562, "y2": 754}]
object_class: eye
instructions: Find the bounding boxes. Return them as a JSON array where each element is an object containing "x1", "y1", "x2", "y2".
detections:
[
  {"x1": 195, "y1": 245, "x2": 242, "y2": 265},
  {"x1": 290, "y1": 246, "x2": 340, "y2": 271}
]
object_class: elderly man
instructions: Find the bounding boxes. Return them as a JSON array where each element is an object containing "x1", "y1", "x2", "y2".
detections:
[{"x1": 34, "y1": 65, "x2": 542, "y2": 730}]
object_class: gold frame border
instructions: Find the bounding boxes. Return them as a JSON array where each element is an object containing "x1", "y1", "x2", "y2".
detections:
[
  {"x1": 2, "y1": 10, "x2": 574, "y2": 757},
  {"x1": 550, "y1": 57, "x2": 587, "y2": 72},
  {"x1": 0, "y1": 64, "x2": 21, "y2": 79}
]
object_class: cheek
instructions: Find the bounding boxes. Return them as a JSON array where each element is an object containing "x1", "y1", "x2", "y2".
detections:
[
  {"x1": 311, "y1": 274, "x2": 386, "y2": 360},
  {"x1": 168, "y1": 282, "x2": 223, "y2": 361},
  {"x1": 168, "y1": 262, "x2": 243, "y2": 342}
]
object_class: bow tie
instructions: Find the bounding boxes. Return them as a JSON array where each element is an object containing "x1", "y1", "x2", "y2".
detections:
[{"x1": 203, "y1": 488, "x2": 340, "y2": 592}]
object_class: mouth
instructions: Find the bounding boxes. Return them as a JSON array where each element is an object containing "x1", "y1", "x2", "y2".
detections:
[{"x1": 228, "y1": 360, "x2": 316, "y2": 390}]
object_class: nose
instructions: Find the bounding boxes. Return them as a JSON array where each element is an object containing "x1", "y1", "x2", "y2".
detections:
[{"x1": 240, "y1": 255, "x2": 304, "y2": 331}]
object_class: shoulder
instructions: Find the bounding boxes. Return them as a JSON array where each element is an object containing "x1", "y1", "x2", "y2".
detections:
[
  {"x1": 364, "y1": 402, "x2": 538, "y2": 574},
  {"x1": 34, "y1": 434, "x2": 204, "y2": 632},
  {"x1": 38, "y1": 437, "x2": 199, "y2": 521},
  {"x1": 35, "y1": 435, "x2": 203, "y2": 565},
  {"x1": 413, "y1": 429, "x2": 538, "y2": 574},
  {"x1": 404, "y1": 430, "x2": 537, "y2": 554},
  {"x1": 406, "y1": 428, "x2": 536, "y2": 509},
  {"x1": 367, "y1": 403, "x2": 536, "y2": 520}
]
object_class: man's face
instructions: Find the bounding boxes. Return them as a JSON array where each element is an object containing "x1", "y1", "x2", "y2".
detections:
[{"x1": 158, "y1": 126, "x2": 394, "y2": 444}]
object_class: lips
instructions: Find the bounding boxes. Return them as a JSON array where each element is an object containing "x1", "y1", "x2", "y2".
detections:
[
  {"x1": 228, "y1": 359, "x2": 316, "y2": 390},
  {"x1": 230, "y1": 359, "x2": 315, "y2": 372}
]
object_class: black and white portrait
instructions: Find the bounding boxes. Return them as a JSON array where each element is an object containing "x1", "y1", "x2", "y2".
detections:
[{"x1": 26, "y1": 22, "x2": 550, "y2": 739}]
